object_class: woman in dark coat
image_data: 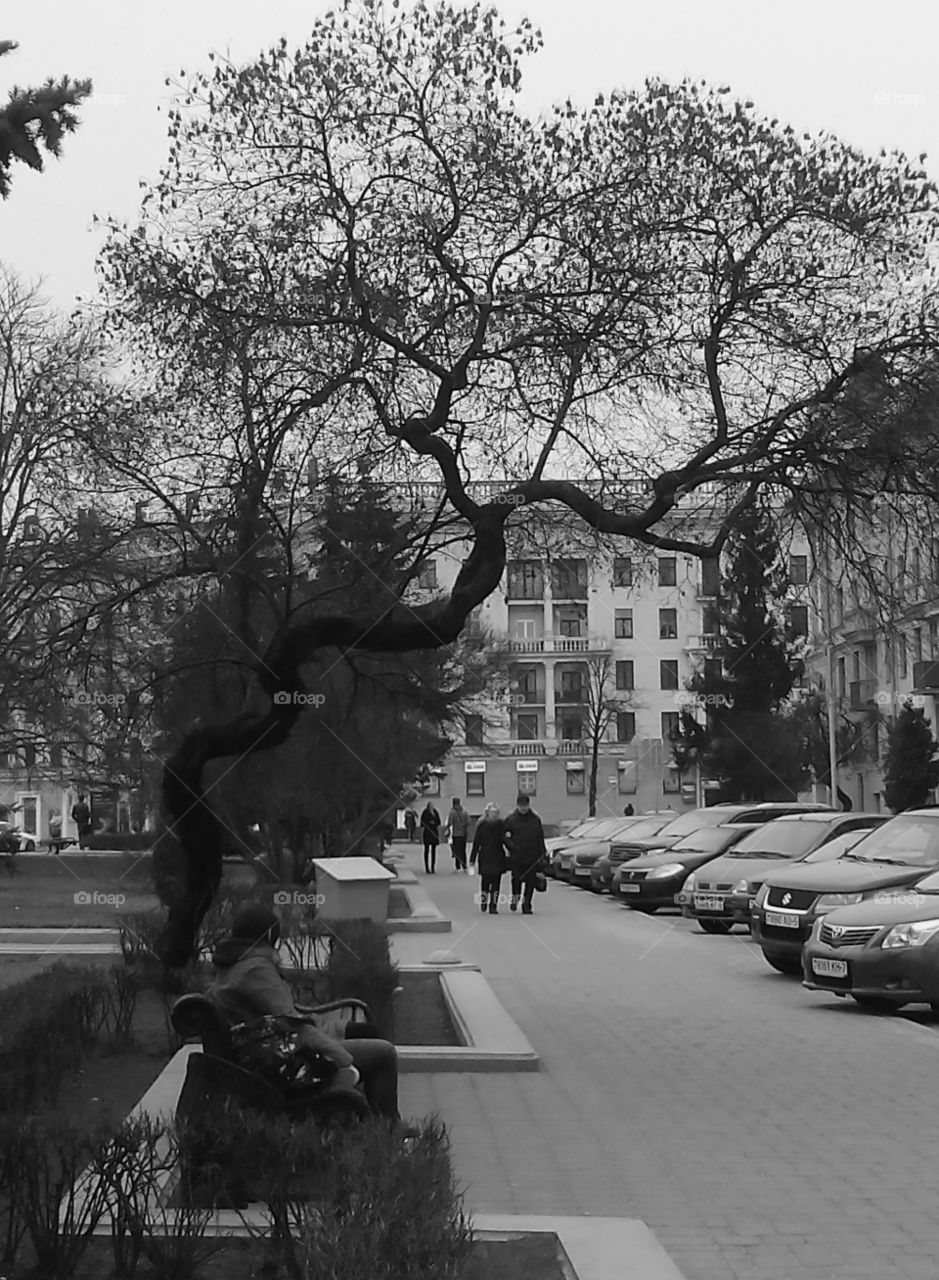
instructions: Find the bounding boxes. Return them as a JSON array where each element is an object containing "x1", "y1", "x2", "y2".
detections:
[
  {"x1": 470, "y1": 802, "x2": 507, "y2": 914},
  {"x1": 419, "y1": 802, "x2": 441, "y2": 873}
]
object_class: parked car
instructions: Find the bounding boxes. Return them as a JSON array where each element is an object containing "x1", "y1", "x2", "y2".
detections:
[
  {"x1": 563, "y1": 813, "x2": 676, "y2": 885},
  {"x1": 801, "y1": 835, "x2": 939, "y2": 1012},
  {"x1": 546, "y1": 817, "x2": 625, "y2": 871},
  {"x1": 608, "y1": 801, "x2": 834, "y2": 890},
  {"x1": 750, "y1": 818, "x2": 890, "y2": 971},
  {"x1": 678, "y1": 809, "x2": 866, "y2": 934},
  {"x1": 612, "y1": 824, "x2": 761, "y2": 911}
]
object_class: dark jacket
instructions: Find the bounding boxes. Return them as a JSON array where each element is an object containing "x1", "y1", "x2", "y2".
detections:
[
  {"x1": 208, "y1": 938, "x2": 353, "y2": 1068},
  {"x1": 420, "y1": 806, "x2": 441, "y2": 840},
  {"x1": 502, "y1": 808, "x2": 547, "y2": 873},
  {"x1": 470, "y1": 817, "x2": 506, "y2": 877}
]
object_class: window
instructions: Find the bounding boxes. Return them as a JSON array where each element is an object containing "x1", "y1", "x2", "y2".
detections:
[
  {"x1": 514, "y1": 667, "x2": 540, "y2": 702},
  {"x1": 914, "y1": 628, "x2": 923, "y2": 664},
  {"x1": 661, "y1": 711, "x2": 680, "y2": 740},
  {"x1": 512, "y1": 616, "x2": 539, "y2": 640},
  {"x1": 700, "y1": 558, "x2": 720, "y2": 596},
  {"x1": 930, "y1": 617, "x2": 939, "y2": 659},
  {"x1": 702, "y1": 603, "x2": 721, "y2": 636},
  {"x1": 557, "y1": 614, "x2": 583, "y2": 637},
  {"x1": 789, "y1": 555, "x2": 808, "y2": 585},
  {"x1": 507, "y1": 560, "x2": 544, "y2": 599},
  {"x1": 515, "y1": 713, "x2": 540, "y2": 741},
  {"x1": 659, "y1": 608, "x2": 678, "y2": 640},
  {"x1": 424, "y1": 774, "x2": 441, "y2": 797},
  {"x1": 560, "y1": 712, "x2": 584, "y2": 741},
  {"x1": 464, "y1": 714, "x2": 484, "y2": 747},
  {"x1": 899, "y1": 631, "x2": 907, "y2": 679},
  {"x1": 559, "y1": 668, "x2": 585, "y2": 701},
  {"x1": 613, "y1": 556, "x2": 633, "y2": 588},
  {"x1": 834, "y1": 586, "x2": 844, "y2": 624},
  {"x1": 704, "y1": 657, "x2": 722, "y2": 683},
  {"x1": 416, "y1": 559, "x2": 437, "y2": 590},
  {"x1": 517, "y1": 770, "x2": 537, "y2": 795},
  {"x1": 616, "y1": 661, "x2": 635, "y2": 691},
  {"x1": 616, "y1": 712, "x2": 636, "y2": 743},
  {"x1": 658, "y1": 557, "x2": 677, "y2": 587},
  {"x1": 788, "y1": 605, "x2": 809, "y2": 638},
  {"x1": 551, "y1": 558, "x2": 588, "y2": 599},
  {"x1": 663, "y1": 768, "x2": 681, "y2": 794},
  {"x1": 660, "y1": 660, "x2": 679, "y2": 691},
  {"x1": 566, "y1": 766, "x2": 585, "y2": 795},
  {"x1": 22, "y1": 744, "x2": 36, "y2": 769},
  {"x1": 466, "y1": 771, "x2": 485, "y2": 796},
  {"x1": 614, "y1": 609, "x2": 633, "y2": 639},
  {"x1": 837, "y1": 657, "x2": 846, "y2": 698}
]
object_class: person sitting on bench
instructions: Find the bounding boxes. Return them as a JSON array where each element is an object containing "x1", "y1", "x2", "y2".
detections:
[{"x1": 208, "y1": 902, "x2": 410, "y2": 1130}]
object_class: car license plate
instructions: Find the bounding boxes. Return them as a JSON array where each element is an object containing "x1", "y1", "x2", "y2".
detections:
[
  {"x1": 812, "y1": 958, "x2": 847, "y2": 978},
  {"x1": 619, "y1": 883, "x2": 641, "y2": 894},
  {"x1": 694, "y1": 893, "x2": 725, "y2": 911},
  {"x1": 765, "y1": 910, "x2": 800, "y2": 929}
]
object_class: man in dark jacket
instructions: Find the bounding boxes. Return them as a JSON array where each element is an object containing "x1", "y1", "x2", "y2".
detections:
[
  {"x1": 502, "y1": 793, "x2": 548, "y2": 915},
  {"x1": 208, "y1": 903, "x2": 410, "y2": 1126}
]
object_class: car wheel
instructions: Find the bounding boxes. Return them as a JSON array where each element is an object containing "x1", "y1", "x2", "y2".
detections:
[
  {"x1": 761, "y1": 950, "x2": 802, "y2": 975},
  {"x1": 698, "y1": 918, "x2": 733, "y2": 935},
  {"x1": 852, "y1": 995, "x2": 906, "y2": 1013},
  {"x1": 22, "y1": 840, "x2": 35, "y2": 852}
]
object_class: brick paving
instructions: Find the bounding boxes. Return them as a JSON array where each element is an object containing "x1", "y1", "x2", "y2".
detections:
[{"x1": 395, "y1": 849, "x2": 939, "y2": 1279}]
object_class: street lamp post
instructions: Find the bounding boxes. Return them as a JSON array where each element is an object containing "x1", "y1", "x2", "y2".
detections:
[{"x1": 822, "y1": 538, "x2": 840, "y2": 810}]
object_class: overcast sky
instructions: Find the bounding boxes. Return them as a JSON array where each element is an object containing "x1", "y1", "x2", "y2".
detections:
[{"x1": 1, "y1": 0, "x2": 937, "y2": 313}]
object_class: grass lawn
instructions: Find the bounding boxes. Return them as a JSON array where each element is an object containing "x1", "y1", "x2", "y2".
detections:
[{"x1": 0, "y1": 853, "x2": 159, "y2": 926}]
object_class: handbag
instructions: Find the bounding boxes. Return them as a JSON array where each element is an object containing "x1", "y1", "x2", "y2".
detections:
[
  {"x1": 534, "y1": 871, "x2": 548, "y2": 893},
  {"x1": 229, "y1": 1015, "x2": 337, "y2": 1095}
]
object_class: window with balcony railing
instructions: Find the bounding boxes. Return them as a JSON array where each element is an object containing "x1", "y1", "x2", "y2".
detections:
[
  {"x1": 559, "y1": 712, "x2": 585, "y2": 740},
  {"x1": 512, "y1": 665, "x2": 542, "y2": 703},
  {"x1": 557, "y1": 612, "x2": 585, "y2": 637},
  {"x1": 507, "y1": 560, "x2": 544, "y2": 599},
  {"x1": 514, "y1": 712, "x2": 541, "y2": 740},
  {"x1": 557, "y1": 667, "x2": 586, "y2": 703}
]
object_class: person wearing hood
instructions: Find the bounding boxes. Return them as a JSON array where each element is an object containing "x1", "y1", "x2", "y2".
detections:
[{"x1": 208, "y1": 902, "x2": 408, "y2": 1125}]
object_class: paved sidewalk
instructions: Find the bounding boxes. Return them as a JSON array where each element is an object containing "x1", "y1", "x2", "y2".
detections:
[{"x1": 393, "y1": 845, "x2": 939, "y2": 1280}]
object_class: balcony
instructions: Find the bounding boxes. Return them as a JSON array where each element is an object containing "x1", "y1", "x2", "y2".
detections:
[
  {"x1": 557, "y1": 739, "x2": 587, "y2": 755},
  {"x1": 686, "y1": 634, "x2": 722, "y2": 653},
  {"x1": 848, "y1": 679, "x2": 879, "y2": 711},
  {"x1": 508, "y1": 636, "x2": 607, "y2": 655},
  {"x1": 509, "y1": 638, "x2": 545, "y2": 654},
  {"x1": 510, "y1": 741, "x2": 546, "y2": 756},
  {"x1": 554, "y1": 636, "x2": 589, "y2": 654}
]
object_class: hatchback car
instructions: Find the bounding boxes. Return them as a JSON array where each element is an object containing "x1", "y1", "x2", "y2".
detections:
[
  {"x1": 548, "y1": 817, "x2": 639, "y2": 878},
  {"x1": 677, "y1": 809, "x2": 863, "y2": 934},
  {"x1": 586, "y1": 813, "x2": 688, "y2": 890},
  {"x1": 612, "y1": 824, "x2": 761, "y2": 911},
  {"x1": 750, "y1": 816, "x2": 890, "y2": 971}
]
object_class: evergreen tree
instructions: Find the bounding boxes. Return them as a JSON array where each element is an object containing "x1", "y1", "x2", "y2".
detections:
[
  {"x1": 883, "y1": 702, "x2": 939, "y2": 813},
  {"x1": 0, "y1": 41, "x2": 90, "y2": 197},
  {"x1": 674, "y1": 508, "x2": 806, "y2": 802}
]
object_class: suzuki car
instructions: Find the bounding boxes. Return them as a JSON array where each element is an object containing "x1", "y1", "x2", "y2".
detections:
[
  {"x1": 612, "y1": 823, "x2": 760, "y2": 912},
  {"x1": 750, "y1": 816, "x2": 890, "y2": 971}
]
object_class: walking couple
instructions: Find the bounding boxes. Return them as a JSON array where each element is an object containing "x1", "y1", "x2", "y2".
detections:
[{"x1": 470, "y1": 793, "x2": 548, "y2": 916}]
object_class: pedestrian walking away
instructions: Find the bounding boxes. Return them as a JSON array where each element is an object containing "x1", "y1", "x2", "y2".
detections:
[
  {"x1": 71, "y1": 793, "x2": 93, "y2": 850},
  {"x1": 470, "y1": 802, "x2": 507, "y2": 913},
  {"x1": 445, "y1": 797, "x2": 469, "y2": 871},
  {"x1": 420, "y1": 802, "x2": 441, "y2": 873},
  {"x1": 503, "y1": 792, "x2": 549, "y2": 915},
  {"x1": 404, "y1": 807, "x2": 418, "y2": 842},
  {"x1": 623, "y1": 803, "x2": 634, "y2": 816}
]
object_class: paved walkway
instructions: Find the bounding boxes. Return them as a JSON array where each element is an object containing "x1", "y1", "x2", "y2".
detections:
[{"x1": 393, "y1": 843, "x2": 939, "y2": 1280}]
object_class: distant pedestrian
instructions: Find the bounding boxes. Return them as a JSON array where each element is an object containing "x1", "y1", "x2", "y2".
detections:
[
  {"x1": 470, "y1": 802, "x2": 507, "y2": 914},
  {"x1": 445, "y1": 797, "x2": 469, "y2": 872},
  {"x1": 503, "y1": 793, "x2": 548, "y2": 916},
  {"x1": 420, "y1": 802, "x2": 441, "y2": 874},
  {"x1": 71, "y1": 793, "x2": 92, "y2": 850},
  {"x1": 623, "y1": 803, "x2": 634, "y2": 816},
  {"x1": 404, "y1": 808, "x2": 418, "y2": 842}
]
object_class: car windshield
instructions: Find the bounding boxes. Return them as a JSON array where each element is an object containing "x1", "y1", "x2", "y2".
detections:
[
  {"x1": 800, "y1": 830, "x2": 871, "y2": 864},
  {"x1": 650, "y1": 809, "x2": 736, "y2": 840},
  {"x1": 845, "y1": 815, "x2": 939, "y2": 866},
  {"x1": 617, "y1": 816, "x2": 673, "y2": 840},
  {"x1": 670, "y1": 826, "x2": 749, "y2": 853},
  {"x1": 566, "y1": 819, "x2": 607, "y2": 839},
  {"x1": 725, "y1": 821, "x2": 827, "y2": 858}
]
